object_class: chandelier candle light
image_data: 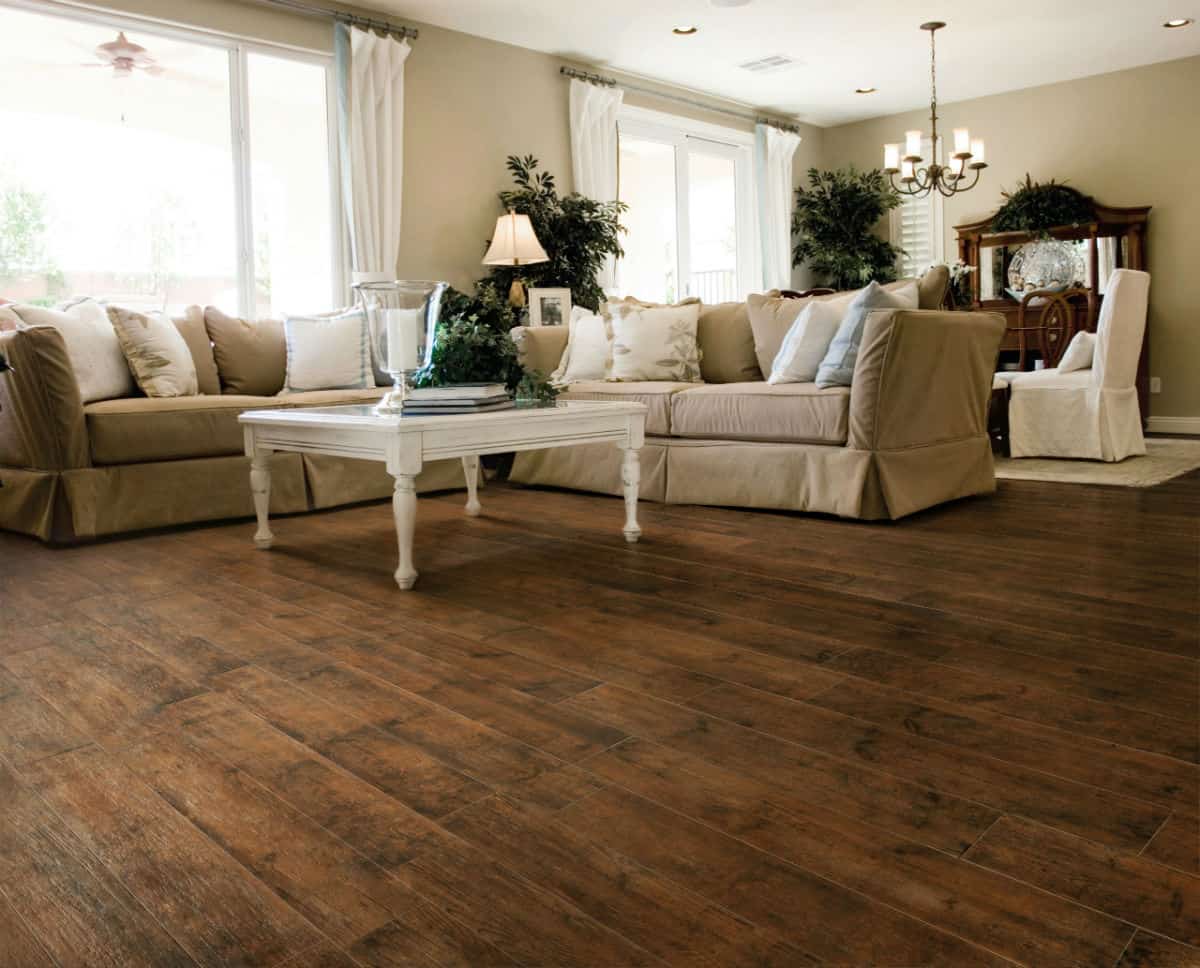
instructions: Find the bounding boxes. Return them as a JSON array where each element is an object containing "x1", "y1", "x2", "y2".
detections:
[{"x1": 882, "y1": 22, "x2": 987, "y2": 198}]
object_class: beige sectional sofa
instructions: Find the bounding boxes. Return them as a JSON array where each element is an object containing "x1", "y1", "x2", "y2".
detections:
[
  {"x1": 0, "y1": 315, "x2": 465, "y2": 543},
  {"x1": 511, "y1": 271, "x2": 1005, "y2": 520}
]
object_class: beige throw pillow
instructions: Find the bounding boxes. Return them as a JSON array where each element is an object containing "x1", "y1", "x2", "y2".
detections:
[
  {"x1": 608, "y1": 303, "x2": 702, "y2": 383},
  {"x1": 173, "y1": 305, "x2": 221, "y2": 394},
  {"x1": 108, "y1": 306, "x2": 199, "y2": 398},
  {"x1": 697, "y1": 302, "x2": 762, "y2": 383},
  {"x1": 203, "y1": 307, "x2": 286, "y2": 396}
]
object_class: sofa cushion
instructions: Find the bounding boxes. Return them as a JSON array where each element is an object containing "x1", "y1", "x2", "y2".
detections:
[
  {"x1": 85, "y1": 388, "x2": 387, "y2": 464},
  {"x1": 697, "y1": 302, "x2": 762, "y2": 383},
  {"x1": 204, "y1": 307, "x2": 286, "y2": 396},
  {"x1": 671, "y1": 381, "x2": 850, "y2": 445},
  {"x1": 558, "y1": 380, "x2": 693, "y2": 436},
  {"x1": 173, "y1": 305, "x2": 221, "y2": 394}
]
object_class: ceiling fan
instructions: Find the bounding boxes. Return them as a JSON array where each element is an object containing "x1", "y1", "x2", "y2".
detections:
[{"x1": 83, "y1": 31, "x2": 165, "y2": 78}]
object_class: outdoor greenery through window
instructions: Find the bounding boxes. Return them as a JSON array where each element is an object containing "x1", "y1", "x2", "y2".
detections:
[{"x1": 0, "y1": 1, "x2": 339, "y2": 317}]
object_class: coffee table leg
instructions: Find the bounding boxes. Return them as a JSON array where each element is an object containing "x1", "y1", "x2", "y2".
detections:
[
  {"x1": 461, "y1": 455, "x2": 482, "y2": 517},
  {"x1": 392, "y1": 474, "x2": 419, "y2": 590},
  {"x1": 620, "y1": 445, "x2": 641, "y2": 544},
  {"x1": 249, "y1": 449, "x2": 275, "y2": 550}
]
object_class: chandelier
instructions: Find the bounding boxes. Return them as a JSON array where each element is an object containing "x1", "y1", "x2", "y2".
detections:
[{"x1": 882, "y1": 22, "x2": 987, "y2": 198}]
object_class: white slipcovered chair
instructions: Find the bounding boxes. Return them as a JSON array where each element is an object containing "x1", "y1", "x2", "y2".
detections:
[{"x1": 1006, "y1": 268, "x2": 1150, "y2": 461}]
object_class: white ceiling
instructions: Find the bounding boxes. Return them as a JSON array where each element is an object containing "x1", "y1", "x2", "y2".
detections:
[{"x1": 382, "y1": 0, "x2": 1200, "y2": 126}]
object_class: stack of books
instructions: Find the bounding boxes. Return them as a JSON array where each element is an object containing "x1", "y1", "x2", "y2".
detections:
[{"x1": 401, "y1": 383, "x2": 514, "y2": 416}]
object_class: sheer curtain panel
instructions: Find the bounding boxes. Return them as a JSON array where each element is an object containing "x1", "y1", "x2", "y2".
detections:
[
  {"x1": 336, "y1": 24, "x2": 410, "y2": 290},
  {"x1": 569, "y1": 78, "x2": 624, "y2": 290},
  {"x1": 755, "y1": 123, "x2": 801, "y2": 291}
]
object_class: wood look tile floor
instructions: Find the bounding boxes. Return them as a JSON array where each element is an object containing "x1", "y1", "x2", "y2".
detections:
[{"x1": 0, "y1": 474, "x2": 1197, "y2": 967}]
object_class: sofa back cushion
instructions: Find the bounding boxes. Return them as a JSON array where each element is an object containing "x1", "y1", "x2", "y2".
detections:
[
  {"x1": 204, "y1": 306, "x2": 286, "y2": 396},
  {"x1": 697, "y1": 302, "x2": 762, "y2": 383},
  {"x1": 173, "y1": 305, "x2": 221, "y2": 394}
]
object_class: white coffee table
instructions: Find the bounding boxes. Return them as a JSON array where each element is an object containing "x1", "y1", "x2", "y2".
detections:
[{"x1": 239, "y1": 400, "x2": 647, "y2": 590}]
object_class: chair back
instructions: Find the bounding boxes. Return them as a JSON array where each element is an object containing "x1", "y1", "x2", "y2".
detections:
[{"x1": 1092, "y1": 269, "x2": 1149, "y2": 390}]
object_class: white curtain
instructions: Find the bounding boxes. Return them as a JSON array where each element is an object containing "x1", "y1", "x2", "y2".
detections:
[
  {"x1": 335, "y1": 24, "x2": 410, "y2": 290},
  {"x1": 569, "y1": 78, "x2": 624, "y2": 291},
  {"x1": 755, "y1": 123, "x2": 801, "y2": 291}
]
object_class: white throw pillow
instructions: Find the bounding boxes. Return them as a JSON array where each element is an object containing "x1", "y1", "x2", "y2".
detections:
[
  {"x1": 282, "y1": 311, "x2": 373, "y2": 393},
  {"x1": 608, "y1": 303, "x2": 702, "y2": 383},
  {"x1": 11, "y1": 298, "x2": 134, "y2": 403},
  {"x1": 108, "y1": 306, "x2": 199, "y2": 398},
  {"x1": 768, "y1": 299, "x2": 845, "y2": 384},
  {"x1": 1056, "y1": 330, "x2": 1096, "y2": 373},
  {"x1": 551, "y1": 306, "x2": 611, "y2": 385}
]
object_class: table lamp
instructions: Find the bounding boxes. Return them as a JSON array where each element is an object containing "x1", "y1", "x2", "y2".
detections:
[{"x1": 482, "y1": 208, "x2": 549, "y2": 308}]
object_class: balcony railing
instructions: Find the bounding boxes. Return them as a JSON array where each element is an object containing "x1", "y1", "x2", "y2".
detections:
[{"x1": 689, "y1": 268, "x2": 736, "y2": 304}]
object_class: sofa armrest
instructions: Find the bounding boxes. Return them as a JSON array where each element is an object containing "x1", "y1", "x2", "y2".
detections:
[
  {"x1": 511, "y1": 325, "x2": 568, "y2": 378},
  {"x1": 848, "y1": 309, "x2": 1005, "y2": 452},
  {"x1": 0, "y1": 327, "x2": 91, "y2": 470}
]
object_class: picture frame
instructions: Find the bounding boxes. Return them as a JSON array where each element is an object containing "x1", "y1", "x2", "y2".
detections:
[{"x1": 527, "y1": 287, "x2": 571, "y2": 327}]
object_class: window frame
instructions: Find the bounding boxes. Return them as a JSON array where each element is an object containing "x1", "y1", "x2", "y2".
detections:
[
  {"x1": 617, "y1": 104, "x2": 760, "y2": 302},
  {"x1": 0, "y1": 0, "x2": 345, "y2": 316}
]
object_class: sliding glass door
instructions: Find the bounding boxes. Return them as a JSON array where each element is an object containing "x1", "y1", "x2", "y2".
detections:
[
  {"x1": 617, "y1": 111, "x2": 757, "y2": 305},
  {"x1": 0, "y1": 0, "x2": 341, "y2": 317}
]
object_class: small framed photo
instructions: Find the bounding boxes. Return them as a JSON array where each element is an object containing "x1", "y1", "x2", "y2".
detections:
[{"x1": 528, "y1": 287, "x2": 571, "y2": 327}]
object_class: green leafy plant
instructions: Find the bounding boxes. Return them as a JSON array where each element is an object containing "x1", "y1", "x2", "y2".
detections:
[
  {"x1": 791, "y1": 167, "x2": 902, "y2": 290},
  {"x1": 991, "y1": 174, "x2": 1094, "y2": 237},
  {"x1": 481, "y1": 155, "x2": 627, "y2": 313},
  {"x1": 414, "y1": 285, "x2": 557, "y2": 401}
]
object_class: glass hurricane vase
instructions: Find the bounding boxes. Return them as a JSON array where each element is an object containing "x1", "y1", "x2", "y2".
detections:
[{"x1": 354, "y1": 280, "x2": 448, "y2": 413}]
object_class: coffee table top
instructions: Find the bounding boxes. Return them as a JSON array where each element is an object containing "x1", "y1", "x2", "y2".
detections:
[{"x1": 238, "y1": 399, "x2": 647, "y2": 432}]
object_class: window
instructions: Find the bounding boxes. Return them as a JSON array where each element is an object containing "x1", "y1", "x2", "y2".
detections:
[
  {"x1": 617, "y1": 107, "x2": 758, "y2": 304},
  {"x1": 0, "y1": 1, "x2": 341, "y2": 316},
  {"x1": 891, "y1": 137, "x2": 944, "y2": 278}
]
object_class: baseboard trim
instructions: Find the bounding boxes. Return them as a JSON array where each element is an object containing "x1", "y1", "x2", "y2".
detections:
[{"x1": 1147, "y1": 416, "x2": 1200, "y2": 435}]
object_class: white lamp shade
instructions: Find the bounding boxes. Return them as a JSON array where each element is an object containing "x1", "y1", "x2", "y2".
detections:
[
  {"x1": 482, "y1": 210, "x2": 550, "y2": 266},
  {"x1": 970, "y1": 138, "x2": 986, "y2": 164}
]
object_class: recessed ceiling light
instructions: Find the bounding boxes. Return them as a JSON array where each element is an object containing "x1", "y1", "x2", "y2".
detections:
[
  {"x1": 855, "y1": 87, "x2": 877, "y2": 94},
  {"x1": 1163, "y1": 17, "x2": 1194, "y2": 27},
  {"x1": 673, "y1": 26, "x2": 698, "y2": 35}
]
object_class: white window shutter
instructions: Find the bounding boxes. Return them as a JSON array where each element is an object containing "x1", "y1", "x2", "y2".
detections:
[{"x1": 891, "y1": 138, "x2": 945, "y2": 277}]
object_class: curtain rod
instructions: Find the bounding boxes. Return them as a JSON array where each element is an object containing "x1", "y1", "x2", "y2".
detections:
[
  {"x1": 248, "y1": 0, "x2": 418, "y2": 40},
  {"x1": 559, "y1": 66, "x2": 802, "y2": 134}
]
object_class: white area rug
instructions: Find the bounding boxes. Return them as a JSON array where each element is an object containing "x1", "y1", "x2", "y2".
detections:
[{"x1": 995, "y1": 438, "x2": 1200, "y2": 487}]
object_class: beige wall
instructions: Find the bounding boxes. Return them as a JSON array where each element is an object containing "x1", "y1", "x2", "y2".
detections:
[
  {"x1": 822, "y1": 56, "x2": 1200, "y2": 420},
  {"x1": 91, "y1": 0, "x2": 819, "y2": 295}
]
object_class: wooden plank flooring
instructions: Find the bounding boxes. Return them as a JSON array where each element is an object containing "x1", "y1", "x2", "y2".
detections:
[{"x1": 0, "y1": 471, "x2": 1197, "y2": 967}]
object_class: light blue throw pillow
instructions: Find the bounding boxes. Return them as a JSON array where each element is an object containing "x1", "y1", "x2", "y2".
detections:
[{"x1": 814, "y1": 281, "x2": 916, "y2": 388}]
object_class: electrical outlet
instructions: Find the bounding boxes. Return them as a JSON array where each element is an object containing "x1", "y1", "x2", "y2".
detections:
[{"x1": 1150, "y1": 377, "x2": 1162, "y2": 394}]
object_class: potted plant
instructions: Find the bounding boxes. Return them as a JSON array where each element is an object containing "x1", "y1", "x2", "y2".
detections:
[{"x1": 791, "y1": 166, "x2": 903, "y2": 290}]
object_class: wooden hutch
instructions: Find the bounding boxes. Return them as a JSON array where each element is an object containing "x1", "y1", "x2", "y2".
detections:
[{"x1": 954, "y1": 201, "x2": 1151, "y2": 416}]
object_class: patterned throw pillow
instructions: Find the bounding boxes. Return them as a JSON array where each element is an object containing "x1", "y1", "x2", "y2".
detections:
[
  {"x1": 107, "y1": 305, "x2": 199, "y2": 398},
  {"x1": 608, "y1": 303, "x2": 702, "y2": 383}
]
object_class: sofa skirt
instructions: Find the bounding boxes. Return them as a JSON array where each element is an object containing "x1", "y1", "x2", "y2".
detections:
[
  {"x1": 509, "y1": 439, "x2": 669, "y2": 503},
  {"x1": 2, "y1": 454, "x2": 469, "y2": 543},
  {"x1": 509, "y1": 436, "x2": 992, "y2": 520}
]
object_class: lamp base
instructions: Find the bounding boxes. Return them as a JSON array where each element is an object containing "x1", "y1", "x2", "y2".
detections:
[{"x1": 508, "y1": 276, "x2": 526, "y2": 309}]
